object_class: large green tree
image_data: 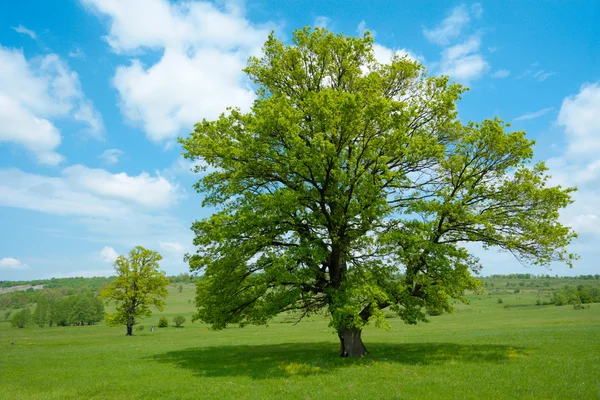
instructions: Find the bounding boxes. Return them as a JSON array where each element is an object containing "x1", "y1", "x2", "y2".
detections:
[
  {"x1": 180, "y1": 27, "x2": 577, "y2": 357},
  {"x1": 101, "y1": 246, "x2": 169, "y2": 336}
]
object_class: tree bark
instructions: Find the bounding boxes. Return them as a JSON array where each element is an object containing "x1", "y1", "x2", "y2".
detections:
[
  {"x1": 126, "y1": 324, "x2": 133, "y2": 336},
  {"x1": 338, "y1": 327, "x2": 368, "y2": 357}
]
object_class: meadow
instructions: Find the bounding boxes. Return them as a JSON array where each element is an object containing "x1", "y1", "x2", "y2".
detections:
[{"x1": 1, "y1": 280, "x2": 599, "y2": 399}]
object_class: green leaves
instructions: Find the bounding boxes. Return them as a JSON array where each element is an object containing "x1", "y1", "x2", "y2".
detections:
[{"x1": 180, "y1": 27, "x2": 577, "y2": 335}]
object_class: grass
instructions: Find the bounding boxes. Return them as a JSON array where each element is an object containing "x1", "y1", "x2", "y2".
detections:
[{"x1": 1, "y1": 282, "x2": 599, "y2": 399}]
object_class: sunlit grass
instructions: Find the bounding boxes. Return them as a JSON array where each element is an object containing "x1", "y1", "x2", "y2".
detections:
[{"x1": 1, "y1": 283, "x2": 599, "y2": 399}]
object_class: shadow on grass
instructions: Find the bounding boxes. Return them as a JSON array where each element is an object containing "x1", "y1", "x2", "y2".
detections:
[{"x1": 151, "y1": 342, "x2": 528, "y2": 379}]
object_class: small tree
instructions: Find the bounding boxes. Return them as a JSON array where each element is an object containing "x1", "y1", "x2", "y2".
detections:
[
  {"x1": 11, "y1": 308, "x2": 32, "y2": 328},
  {"x1": 32, "y1": 296, "x2": 49, "y2": 327},
  {"x1": 101, "y1": 246, "x2": 170, "y2": 336},
  {"x1": 173, "y1": 315, "x2": 186, "y2": 327},
  {"x1": 178, "y1": 283, "x2": 184, "y2": 293},
  {"x1": 158, "y1": 316, "x2": 169, "y2": 328},
  {"x1": 3, "y1": 310, "x2": 12, "y2": 322}
]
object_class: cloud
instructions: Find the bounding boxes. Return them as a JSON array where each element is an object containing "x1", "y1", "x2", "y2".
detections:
[
  {"x1": 12, "y1": 25, "x2": 37, "y2": 40},
  {"x1": 0, "y1": 257, "x2": 29, "y2": 270},
  {"x1": 0, "y1": 165, "x2": 180, "y2": 216},
  {"x1": 314, "y1": 16, "x2": 330, "y2": 28},
  {"x1": 160, "y1": 241, "x2": 185, "y2": 254},
  {"x1": 423, "y1": 4, "x2": 473, "y2": 46},
  {"x1": 518, "y1": 64, "x2": 556, "y2": 82},
  {"x1": 82, "y1": 0, "x2": 272, "y2": 143},
  {"x1": 557, "y1": 81, "x2": 600, "y2": 157},
  {"x1": 543, "y1": 81, "x2": 600, "y2": 256},
  {"x1": 99, "y1": 148, "x2": 124, "y2": 165},
  {"x1": 0, "y1": 46, "x2": 103, "y2": 164},
  {"x1": 68, "y1": 48, "x2": 85, "y2": 59},
  {"x1": 514, "y1": 107, "x2": 554, "y2": 121},
  {"x1": 439, "y1": 35, "x2": 489, "y2": 81},
  {"x1": 424, "y1": 5, "x2": 488, "y2": 82},
  {"x1": 357, "y1": 20, "x2": 372, "y2": 36},
  {"x1": 491, "y1": 69, "x2": 510, "y2": 78},
  {"x1": 100, "y1": 246, "x2": 119, "y2": 263}
]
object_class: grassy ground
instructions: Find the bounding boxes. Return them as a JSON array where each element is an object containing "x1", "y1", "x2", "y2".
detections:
[{"x1": 1, "y1": 282, "x2": 599, "y2": 399}]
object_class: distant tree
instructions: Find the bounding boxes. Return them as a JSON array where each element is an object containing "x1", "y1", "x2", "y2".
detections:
[
  {"x1": 158, "y1": 316, "x2": 169, "y2": 328},
  {"x1": 32, "y1": 296, "x2": 49, "y2": 327},
  {"x1": 178, "y1": 284, "x2": 184, "y2": 293},
  {"x1": 173, "y1": 315, "x2": 186, "y2": 327},
  {"x1": 11, "y1": 308, "x2": 32, "y2": 328},
  {"x1": 101, "y1": 246, "x2": 170, "y2": 336},
  {"x1": 3, "y1": 310, "x2": 11, "y2": 322},
  {"x1": 181, "y1": 27, "x2": 577, "y2": 357}
]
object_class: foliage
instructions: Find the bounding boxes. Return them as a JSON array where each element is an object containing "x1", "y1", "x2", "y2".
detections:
[
  {"x1": 551, "y1": 284, "x2": 599, "y2": 306},
  {"x1": 136, "y1": 325, "x2": 145, "y2": 332},
  {"x1": 101, "y1": 246, "x2": 170, "y2": 335},
  {"x1": 180, "y1": 27, "x2": 577, "y2": 355},
  {"x1": 158, "y1": 316, "x2": 169, "y2": 328},
  {"x1": 11, "y1": 308, "x2": 32, "y2": 328},
  {"x1": 3, "y1": 310, "x2": 11, "y2": 321},
  {"x1": 173, "y1": 315, "x2": 186, "y2": 327}
]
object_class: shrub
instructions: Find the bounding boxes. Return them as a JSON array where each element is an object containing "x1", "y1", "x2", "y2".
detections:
[
  {"x1": 11, "y1": 308, "x2": 32, "y2": 328},
  {"x1": 173, "y1": 315, "x2": 186, "y2": 327},
  {"x1": 158, "y1": 316, "x2": 169, "y2": 328},
  {"x1": 497, "y1": 298, "x2": 503, "y2": 304},
  {"x1": 573, "y1": 303, "x2": 583, "y2": 310},
  {"x1": 135, "y1": 325, "x2": 145, "y2": 332}
]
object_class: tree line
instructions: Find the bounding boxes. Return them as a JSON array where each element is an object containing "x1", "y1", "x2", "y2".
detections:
[{"x1": 9, "y1": 289, "x2": 104, "y2": 328}]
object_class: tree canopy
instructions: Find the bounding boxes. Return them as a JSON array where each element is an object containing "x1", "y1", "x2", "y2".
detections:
[
  {"x1": 180, "y1": 27, "x2": 577, "y2": 357},
  {"x1": 101, "y1": 246, "x2": 169, "y2": 336}
]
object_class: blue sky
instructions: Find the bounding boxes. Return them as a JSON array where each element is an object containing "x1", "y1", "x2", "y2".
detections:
[{"x1": 0, "y1": 0, "x2": 599, "y2": 280}]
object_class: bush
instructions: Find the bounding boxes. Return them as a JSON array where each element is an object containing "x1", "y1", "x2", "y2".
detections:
[
  {"x1": 11, "y1": 308, "x2": 32, "y2": 328},
  {"x1": 173, "y1": 315, "x2": 186, "y2": 327},
  {"x1": 158, "y1": 316, "x2": 169, "y2": 327},
  {"x1": 135, "y1": 325, "x2": 145, "y2": 332},
  {"x1": 497, "y1": 298, "x2": 503, "y2": 304}
]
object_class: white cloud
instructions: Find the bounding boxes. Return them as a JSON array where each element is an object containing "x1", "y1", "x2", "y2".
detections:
[
  {"x1": 542, "y1": 81, "x2": 600, "y2": 256},
  {"x1": 12, "y1": 25, "x2": 37, "y2": 40},
  {"x1": 372, "y1": 44, "x2": 419, "y2": 65},
  {"x1": 424, "y1": 5, "x2": 488, "y2": 82},
  {"x1": 0, "y1": 46, "x2": 103, "y2": 164},
  {"x1": 514, "y1": 107, "x2": 554, "y2": 121},
  {"x1": 357, "y1": 20, "x2": 372, "y2": 36},
  {"x1": 69, "y1": 48, "x2": 85, "y2": 59},
  {"x1": 423, "y1": 4, "x2": 473, "y2": 46},
  {"x1": 0, "y1": 165, "x2": 180, "y2": 217},
  {"x1": 0, "y1": 257, "x2": 29, "y2": 270},
  {"x1": 557, "y1": 81, "x2": 600, "y2": 157},
  {"x1": 100, "y1": 246, "x2": 119, "y2": 263},
  {"x1": 439, "y1": 35, "x2": 489, "y2": 81},
  {"x1": 99, "y1": 148, "x2": 124, "y2": 165},
  {"x1": 83, "y1": 0, "x2": 272, "y2": 143},
  {"x1": 518, "y1": 64, "x2": 556, "y2": 82},
  {"x1": 63, "y1": 165, "x2": 179, "y2": 209},
  {"x1": 491, "y1": 69, "x2": 510, "y2": 78},
  {"x1": 160, "y1": 241, "x2": 185, "y2": 254},
  {"x1": 314, "y1": 16, "x2": 330, "y2": 28}
]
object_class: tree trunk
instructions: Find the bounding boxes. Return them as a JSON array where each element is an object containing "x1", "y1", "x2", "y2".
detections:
[
  {"x1": 338, "y1": 327, "x2": 368, "y2": 357},
  {"x1": 126, "y1": 324, "x2": 133, "y2": 336}
]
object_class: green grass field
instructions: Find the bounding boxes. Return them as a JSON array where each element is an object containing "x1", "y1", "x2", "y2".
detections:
[{"x1": 2, "y1": 282, "x2": 599, "y2": 399}]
